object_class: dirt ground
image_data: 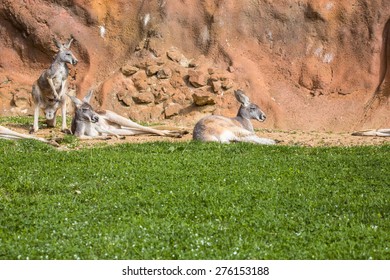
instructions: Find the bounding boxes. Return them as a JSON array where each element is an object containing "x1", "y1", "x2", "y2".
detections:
[{"x1": 9, "y1": 123, "x2": 389, "y2": 148}]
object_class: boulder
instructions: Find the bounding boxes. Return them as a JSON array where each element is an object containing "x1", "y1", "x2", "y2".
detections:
[
  {"x1": 121, "y1": 65, "x2": 139, "y2": 76},
  {"x1": 156, "y1": 67, "x2": 172, "y2": 79},
  {"x1": 211, "y1": 80, "x2": 222, "y2": 93},
  {"x1": 164, "y1": 103, "x2": 183, "y2": 118},
  {"x1": 188, "y1": 69, "x2": 208, "y2": 88},
  {"x1": 167, "y1": 47, "x2": 190, "y2": 67},
  {"x1": 150, "y1": 104, "x2": 165, "y2": 120},
  {"x1": 132, "y1": 71, "x2": 149, "y2": 91},
  {"x1": 117, "y1": 91, "x2": 133, "y2": 106},
  {"x1": 146, "y1": 65, "x2": 160, "y2": 76},
  {"x1": 132, "y1": 91, "x2": 155, "y2": 104},
  {"x1": 192, "y1": 91, "x2": 216, "y2": 106},
  {"x1": 170, "y1": 72, "x2": 186, "y2": 88}
]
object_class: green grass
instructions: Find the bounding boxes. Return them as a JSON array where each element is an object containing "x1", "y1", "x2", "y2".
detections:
[
  {"x1": 0, "y1": 139, "x2": 389, "y2": 260},
  {"x1": 0, "y1": 116, "x2": 32, "y2": 127}
]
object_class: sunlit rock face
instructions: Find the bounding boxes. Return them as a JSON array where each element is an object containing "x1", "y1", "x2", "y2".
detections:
[{"x1": 0, "y1": 0, "x2": 389, "y2": 131}]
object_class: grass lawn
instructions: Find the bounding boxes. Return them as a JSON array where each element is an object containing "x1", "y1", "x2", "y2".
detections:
[{"x1": 0, "y1": 138, "x2": 389, "y2": 260}]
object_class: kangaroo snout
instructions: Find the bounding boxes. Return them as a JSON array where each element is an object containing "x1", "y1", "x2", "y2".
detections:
[
  {"x1": 72, "y1": 58, "x2": 78, "y2": 65},
  {"x1": 45, "y1": 111, "x2": 55, "y2": 120},
  {"x1": 257, "y1": 114, "x2": 266, "y2": 122},
  {"x1": 91, "y1": 115, "x2": 99, "y2": 123}
]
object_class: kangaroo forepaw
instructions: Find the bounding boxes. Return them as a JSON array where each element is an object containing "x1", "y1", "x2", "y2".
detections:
[
  {"x1": 29, "y1": 128, "x2": 37, "y2": 134},
  {"x1": 61, "y1": 128, "x2": 72, "y2": 135}
]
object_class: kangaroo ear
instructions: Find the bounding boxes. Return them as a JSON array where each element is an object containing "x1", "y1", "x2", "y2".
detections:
[
  {"x1": 83, "y1": 90, "x2": 94, "y2": 104},
  {"x1": 67, "y1": 93, "x2": 83, "y2": 107},
  {"x1": 234, "y1": 90, "x2": 251, "y2": 107},
  {"x1": 53, "y1": 38, "x2": 63, "y2": 49},
  {"x1": 65, "y1": 37, "x2": 74, "y2": 49}
]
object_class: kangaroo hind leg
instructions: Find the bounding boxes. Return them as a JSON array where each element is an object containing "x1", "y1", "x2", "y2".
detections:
[{"x1": 101, "y1": 110, "x2": 166, "y2": 136}]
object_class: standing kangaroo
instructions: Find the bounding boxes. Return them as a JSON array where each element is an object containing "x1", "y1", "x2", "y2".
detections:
[
  {"x1": 69, "y1": 90, "x2": 187, "y2": 139},
  {"x1": 193, "y1": 89, "x2": 276, "y2": 144},
  {"x1": 31, "y1": 37, "x2": 78, "y2": 133}
]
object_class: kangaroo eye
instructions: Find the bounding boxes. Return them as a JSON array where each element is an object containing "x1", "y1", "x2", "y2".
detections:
[{"x1": 82, "y1": 108, "x2": 88, "y2": 112}]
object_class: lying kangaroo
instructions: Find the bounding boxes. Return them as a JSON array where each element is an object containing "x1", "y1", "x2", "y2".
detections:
[
  {"x1": 193, "y1": 89, "x2": 276, "y2": 144},
  {"x1": 31, "y1": 37, "x2": 78, "y2": 133},
  {"x1": 352, "y1": 129, "x2": 390, "y2": 137},
  {"x1": 0, "y1": 125, "x2": 59, "y2": 146},
  {"x1": 69, "y1": 90, "x2": 187, "y2": 139}
]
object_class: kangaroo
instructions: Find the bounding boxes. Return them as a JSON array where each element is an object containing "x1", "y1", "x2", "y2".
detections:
[
  {"x1": 193, "y1": 89, "x2": 276, "y2": 144},
  {"x1": 31, "y1": 37, "x2": 78, "y2": 133},
  {"x1": 69, "y1": 90, "x2": 187, "y2": 140},
  {"x1": 352, "y1": 129, "x2": 390, "y2": 137},
  {"x1": 0, "y1": 125, "x2": 59, "y2": 146}
]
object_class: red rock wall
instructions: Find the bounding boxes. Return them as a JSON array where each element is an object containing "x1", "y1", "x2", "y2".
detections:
[{"x1": 0, "y1": 0, "x2": 389, "y2": 131}]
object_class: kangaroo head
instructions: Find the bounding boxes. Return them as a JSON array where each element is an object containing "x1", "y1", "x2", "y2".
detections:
[
  {"x1": 68, "y1": 90, "x2": 99, "y2": 123},
  {"x1": 235, "y1": 89, "x2": 266, "y2": 122},
  {"x1": 54, "y1": 37, "x2": 78, "y2": 66},
  {"x1": 44, "y1": 106, "x2": 58, "y2": 120},
  {"x1": 44, "y1": 97, "x2": 61, "y2": 120}
]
